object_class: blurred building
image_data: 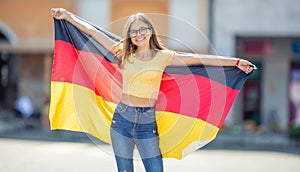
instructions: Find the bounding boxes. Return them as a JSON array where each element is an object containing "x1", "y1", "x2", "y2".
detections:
[
  {"x1": 211, "y1": 0, "x2": 300, "y2": 134},
  {"x1": 0, "y1": 0, "x2": 77, "y2": 115},
  {"x1": 0, "y1": 0, "x2": 300, "y2": 135}
]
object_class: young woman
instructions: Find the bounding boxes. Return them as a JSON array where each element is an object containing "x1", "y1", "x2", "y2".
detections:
[{"x1": 51, "y1": 8, "x2": 254, "y2": 172}]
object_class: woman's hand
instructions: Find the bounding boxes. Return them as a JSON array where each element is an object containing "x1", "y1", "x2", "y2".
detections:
[
  {"x1": 50, "y1": 8, "x2": 117, "y2": 55},
  {"x1": 236, "y1": 59, "x2": 256, "y2": 74},
  {"x1": 51, "y1": 8, "x2": 70, "y2": 20}
]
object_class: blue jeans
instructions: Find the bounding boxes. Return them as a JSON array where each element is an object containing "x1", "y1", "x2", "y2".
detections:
[{"x1": 110, "y1": 102, "x2": 163, "y2": 172}]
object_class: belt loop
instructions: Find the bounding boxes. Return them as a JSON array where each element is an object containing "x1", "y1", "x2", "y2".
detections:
[
  {"x1": 120, "y1": 102, "x2": 129, "y2": 112},
  {"x1": 136, "y1": 107, "x2": 141, "y2": 113}
]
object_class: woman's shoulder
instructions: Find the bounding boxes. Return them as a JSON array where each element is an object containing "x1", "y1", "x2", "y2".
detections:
[
  {"x1": 157, "y1": 49, "x2": 175, "y2": 56},
  {"x1": 155, "y1": 49, "x2": 175, "y2": 65}
]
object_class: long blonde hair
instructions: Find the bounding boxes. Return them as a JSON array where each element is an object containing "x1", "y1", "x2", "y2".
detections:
[{"x1": 116, "y1": 13, "x2": 165, "y2": 68}]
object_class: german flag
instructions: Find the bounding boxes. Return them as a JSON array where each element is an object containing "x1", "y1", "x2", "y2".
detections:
[{"x1": 50, "y1": 18, "x2": 250, "y2": 159}]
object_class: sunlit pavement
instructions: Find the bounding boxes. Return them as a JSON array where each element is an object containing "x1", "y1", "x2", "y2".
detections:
[{"x1": 1, "y1": 139, "x2": 300, "y2": 172}]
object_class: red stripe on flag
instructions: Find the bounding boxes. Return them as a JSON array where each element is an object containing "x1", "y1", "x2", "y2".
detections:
[
  {"x1": 158, "y1": 74, "x2": 239, "y2": 127},
  {"x1": 52, "y1": 40, "x2": 122, "y2": 102}
]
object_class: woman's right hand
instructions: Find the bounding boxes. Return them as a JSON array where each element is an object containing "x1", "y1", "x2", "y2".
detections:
[
  {"x1": 51, "y1": 8, "x2": 70, "y2": 20},
  {"x1": 51, "y1": 7, "x2": 117, "y2": 51}
]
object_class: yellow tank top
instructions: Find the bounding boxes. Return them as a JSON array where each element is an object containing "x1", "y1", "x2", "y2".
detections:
[{"x1": 122, "y1": 50, "x2": 175, "y2": 100}]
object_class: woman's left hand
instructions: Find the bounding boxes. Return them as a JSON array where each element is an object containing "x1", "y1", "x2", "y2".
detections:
[{"x1": 237, "y1": 59, "x2": 256, "y2": 74}]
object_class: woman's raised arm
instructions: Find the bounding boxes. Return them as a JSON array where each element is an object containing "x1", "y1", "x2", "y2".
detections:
[
  {"x1": 51, "y1": 8, "x2": 118, "y2": 53},
  {"x1": 171, "y1": 53, "x2": 255, "y2": 74}
]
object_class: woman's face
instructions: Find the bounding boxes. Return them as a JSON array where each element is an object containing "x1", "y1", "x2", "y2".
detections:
[{"x1": 129, "y1": 20, "x2": 152, "y2": 49}]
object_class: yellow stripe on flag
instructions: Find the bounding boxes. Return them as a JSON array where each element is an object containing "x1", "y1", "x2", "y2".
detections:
[
  {"x1": 49, "y1": 82, "x2": 219, "y2": 159},
  {"x1": 156, "y1": 111, "x2": 219, "y2": 159},
  {"x1": 49, "y1": 82, "x2": 115, "y2": 143}
]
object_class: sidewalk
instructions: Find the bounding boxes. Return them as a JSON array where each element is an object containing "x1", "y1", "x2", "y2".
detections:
[
  {"x1": 206, "y1": 132, "x2": 300, "y2": 155},
  {"x1": 1, "y1": 138, "x2": 300, "y2": 172},
  {"x1": 1, "y1": 116, "x2": 300, "y2": 155}
]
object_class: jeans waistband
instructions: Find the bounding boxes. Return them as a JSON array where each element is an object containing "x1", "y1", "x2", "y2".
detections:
[{"x1": 119, "y1": 102, "x2": 155, "y2": 113}]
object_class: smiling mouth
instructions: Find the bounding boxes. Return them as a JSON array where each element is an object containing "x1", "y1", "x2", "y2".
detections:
[{"x1": 135, "y1": 37, "x2": 146, "y2": 42}]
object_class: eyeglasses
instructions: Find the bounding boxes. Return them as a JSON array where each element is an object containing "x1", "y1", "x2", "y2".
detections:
[{"x1": 129, "y1": 26, "x2": 151, "y2": 37}]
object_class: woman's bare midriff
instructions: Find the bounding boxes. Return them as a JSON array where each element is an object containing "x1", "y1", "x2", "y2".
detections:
[{"x1": 121, "y1": 94, "x2": 156, "y2": 107}]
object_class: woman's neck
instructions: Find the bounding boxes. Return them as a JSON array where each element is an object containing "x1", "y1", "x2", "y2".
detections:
[
  {"x1": 134, "y1": 47, "x2": 155, "y2": 60},
  {"x1": 136, "y1": 44, "x2": 150, "y2": 53}
]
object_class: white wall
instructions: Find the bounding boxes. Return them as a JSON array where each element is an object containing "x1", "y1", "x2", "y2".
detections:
[
  {"x1": 262, "y1": 58, "x2": 289, "y2": 131},
  {"x1": 169, "y1": 0, "x2": 209, "y2": 52},
  {"x1": 77, "y1": 0, "x2": 110, "y2": 27},
  {"x1": 213, "y1": 0, "x2": 300, "y2": 56},
  {"x1": 261, "y1": 40, "x2": 291, "y2": 131}
]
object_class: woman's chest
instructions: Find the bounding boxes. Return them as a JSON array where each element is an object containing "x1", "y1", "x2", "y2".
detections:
[{"x1": 124, "y1": 62, "x2": 164, "y2": 81}]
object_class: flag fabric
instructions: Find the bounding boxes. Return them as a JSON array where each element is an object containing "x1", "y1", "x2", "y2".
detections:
[{"x1": 50, "y1": 18, "x2": 250, "y2": 159}]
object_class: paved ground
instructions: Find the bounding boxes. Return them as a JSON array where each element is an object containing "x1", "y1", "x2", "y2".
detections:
[
  {"x1": 1, "y1": 138, "x2": 300, "y2": 172},
  {"x1": 1, "y1": 118, "x2": 300, "y2": 171}
]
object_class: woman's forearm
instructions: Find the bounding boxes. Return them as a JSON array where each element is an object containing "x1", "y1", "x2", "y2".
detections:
[
  {"x1": 172, "y1": 53, "x2": 238, "y2": 66},
  {"x1": 64, "y1": 12, "x2": 99, "y2": 37},
  {"x1": 52, "y1": 8, "x2": 117, "y2": 50},
  {"x1": 65, "y1": 13, "x2": 116, "y2": 49},
  {"x1": 172, "y1": 52, "x2": 255, "y2": 74},
  {"x1": 197, "y1": 54, "x2": 238, "y2": 66}
]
